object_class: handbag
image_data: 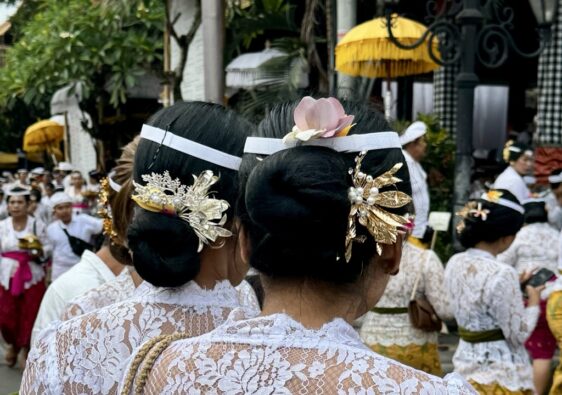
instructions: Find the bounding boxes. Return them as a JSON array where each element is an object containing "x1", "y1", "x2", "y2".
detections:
[
  {"x1": 408, "y1": 250, "x2": 442, "y2": 332},
  {"x1": 61, "y1": 227, "x2": 94, "y2": 257}
]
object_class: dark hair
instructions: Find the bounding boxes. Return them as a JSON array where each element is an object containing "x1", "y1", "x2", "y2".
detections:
[
  {"x1": 550, "y1": 168, "x2": 562, "y2": 190},
  {"x1": 524, "y1": 201, "x2": 548, "y2": 224},
  {"x1": 457, "y1": 189, "x2": 524, "y2": 248},
  {"x1": 108, "y1": 136, "x2": 139, "y2": 267},
  {"x1": 30, "y1": 188, "x2": 42, "y2": 201},
  {"x1": 505, "y1": 142, "x2": 531, "y2": 163},
  {"x1": 239, "y1": 99, "x2": 410, "y2": 284},
  {"x1": 45, "y1": 182, "x2": 55, "y2": 191},
  {"x1": 127, "y1": 102, "x2": 254, "y2": 287}
]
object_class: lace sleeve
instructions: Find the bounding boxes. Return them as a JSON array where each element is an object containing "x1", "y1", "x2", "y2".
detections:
[
  {"x1": 60, "y1": 302, "x2": 85, "y2": 321},
  {"x1": 488, "y1": 266, "x2": 539, "y2": 345},
  {"x1": 421, "y1": 250, "x2": 453, "y2": 320},
  {"x1": 21, "y1": 324, "x2": 60, "y2": 394}
]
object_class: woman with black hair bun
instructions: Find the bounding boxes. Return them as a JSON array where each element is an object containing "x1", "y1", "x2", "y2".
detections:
[
  {"x1": 22, "y1": 102, "x2": 260, "y2": 395},
  {"x1": 494, "y1": 141, "x2": 534, "y2": 202},
  {"x1": 445, "y1": 190, "x2": 542, "y2": 394},
  {"x1": 129, "y1": 97, "x2": 474, "y2": 394}
]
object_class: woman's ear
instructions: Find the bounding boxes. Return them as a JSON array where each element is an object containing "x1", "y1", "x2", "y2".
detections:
[
  {"x1": 238, "y1": 223, "x2": 252, "y2": 266},
  {"x1": 382, "y1": 237, "x2": 403, "y2": 275}
]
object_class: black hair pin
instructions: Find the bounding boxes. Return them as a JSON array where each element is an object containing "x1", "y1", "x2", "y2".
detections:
[{"x1": 147, "y1": 124, "x2": 171, "y2": 171}]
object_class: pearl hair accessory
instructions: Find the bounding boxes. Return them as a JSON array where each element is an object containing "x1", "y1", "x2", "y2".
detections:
[{"x1": 345, "y1": 151, "x2": 412, "y2": 261}]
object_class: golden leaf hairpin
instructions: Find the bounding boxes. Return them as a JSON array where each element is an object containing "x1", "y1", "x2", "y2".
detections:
[
  {"x1": 455, "y1": 200, "x2": 489, "y2": 234},
  {"x1": 98, "y1": 177, "x2": 118, "y2": 243},
  {"x1": 345, "y1": 151, "x2": 412, "y2": 262},
  {"x1": 131, "y1": 170, "x2": 232, "y2": 252}
]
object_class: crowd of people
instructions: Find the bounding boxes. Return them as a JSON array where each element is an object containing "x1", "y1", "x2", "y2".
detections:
[{"x1": 0, "y1": 97, "x2": 560, "y2": 394}]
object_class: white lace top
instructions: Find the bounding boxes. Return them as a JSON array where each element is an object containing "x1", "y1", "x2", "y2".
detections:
[
  {"x1": 21, "y1": 280, "x2": 260, "y2": 395},
  {"x1": 497, "y1": 222, "x2": 559, "y2": 275},
  {"x1": 129, "y1": 308, "x2": 475, "y2": 395},
  {"x1": 60, "y1": 268, "x2": 137, "y2": 321},
  {"x1": 360, "y1": 242, "x2": 452, "y2": 347},
  {"x1": 444, "y1": 248, "x2": 539, "y2": 392}
]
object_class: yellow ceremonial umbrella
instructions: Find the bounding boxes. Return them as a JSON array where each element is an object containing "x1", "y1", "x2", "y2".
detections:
[
  {"x1": 336, "y1": 15, "x2": 440, "y2": 78},
  {"x1": 336, "y1": 15, "x2": 440, "y2": 118},
  {"x1": 23, "y1": 120, "x2": 64, "y2": 160}
]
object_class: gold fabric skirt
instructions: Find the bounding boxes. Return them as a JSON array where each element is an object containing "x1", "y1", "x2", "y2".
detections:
[
  {"x1": 467, "y1": 380, "x2": 533, "y2": 395},
  {"x1": 547, "y1": 290, "x2": 562, "y2": 395},
  {"x1": 369, "y1": 342, "x2": 443, "y2": 377}
]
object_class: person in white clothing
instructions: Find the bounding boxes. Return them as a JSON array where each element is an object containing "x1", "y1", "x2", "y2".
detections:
[
  {"x1": 546, "y1": 168, "x2": 562, "y2": 230},
  {"x1": 494, "y1": 141, "x2": 533, "y2": 203},
  {"x1": 446, "y1": 189, "x2": 541, "y2": 393},
  {"x1": 45, "y1": 192, "x2": 103, "y2": 281},
  {"x1": 64, "y1": 171, "x2": 88, "y2": 215},
  {"x1": 30, "y1": 238, "x2": 124, "y2": 346},
  {"x1": 0, "y1": 187, "x2": 50, "y2": 367},
  {"x1": 497, "y1": 198, "x2": 559, "y2": 395},
  {"x1": 22, "y1": 101, "x2": 259, "y2": 395},
  {"x1": 400, "y1": 121, "x2": 431, "y2": 242}
]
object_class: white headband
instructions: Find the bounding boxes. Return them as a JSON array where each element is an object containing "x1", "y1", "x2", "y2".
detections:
[
  {"x1": 108, "y1": 172, "x2": 122, "y2": 193},
  {"x1": 522, "y1": 197, "x2": 546, "y2": 205},
  {"x1": 480, "y1": 193, "x2": 525, "y2": 214},
  {"x1": 549, "y1": 174, "x2": 562, "y2": 184},
  {"x1": 140, "y1": 124, "x2": 242, "y2": 171},
  {"x1": 243, "y1": 131, "x2": 401, "y2": 155}
]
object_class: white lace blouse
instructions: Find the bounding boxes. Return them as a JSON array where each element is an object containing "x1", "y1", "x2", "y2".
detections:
[
  {"x1": 444, "y1": 248, "x2": 539, "y2": 392},
  {"x1": 497, "y1": 222, "x2": 559, "y2": 275},
  {"x1": 59, "y1": 268, "x2": 137, "y2": 321},
  {"x1": 360, "y1": 242, "x2": 452, "y2": 347},
  {"x1": 21, "y1": 280, "x2": 260, "y2": 395},
  {"x1": 127, "y1": 308, "x2": 475, "y2": 394}
]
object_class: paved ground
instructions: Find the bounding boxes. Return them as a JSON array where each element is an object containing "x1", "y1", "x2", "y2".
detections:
[{"x1": 0, "y1": 341, "x2": 22, "y2": 395}]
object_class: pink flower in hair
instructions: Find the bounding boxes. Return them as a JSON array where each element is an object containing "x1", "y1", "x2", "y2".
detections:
[{"x1": 283, "y1": 96, "x2": 355, "y2": 143}]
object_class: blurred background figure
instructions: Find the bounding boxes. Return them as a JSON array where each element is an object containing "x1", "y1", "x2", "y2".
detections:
[{"x1": 494, "y1": 141, "x2": 534, "y2": 202}]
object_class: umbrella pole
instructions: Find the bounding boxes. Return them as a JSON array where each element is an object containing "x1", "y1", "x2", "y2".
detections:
[{"x1": 384, "y1": 61, "x2": 392, "y2": 120}]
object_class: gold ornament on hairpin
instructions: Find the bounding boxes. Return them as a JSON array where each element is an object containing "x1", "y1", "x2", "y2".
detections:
[
  {"x1": 131, "y1": 170, "x2": 232, "y2": 252},
  {"x1": 98, "y1": 177, "x2": 118, "y2": 243},
  {"x1": 502, "y1": 140, "x2": 514, "y2": 162},
  {"x1": 345, "y1": 151, "x2": 412, "y2": 261}
]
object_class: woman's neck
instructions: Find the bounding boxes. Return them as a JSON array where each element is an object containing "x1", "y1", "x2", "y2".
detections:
[
  {"x1": 11, "y1": 215, "x2": 27, "y2": 227},
  {"x1": 474, "y1": 242, "x2": 501, "y2": 257},
  {"x1": 96, "y1": 245, "x2": 125, "y2": 276},
  {"x1": 260, "y1": 280, "x2": 360, "y2": 329}
]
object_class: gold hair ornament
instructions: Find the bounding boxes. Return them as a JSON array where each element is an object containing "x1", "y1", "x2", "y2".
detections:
[
  {"x1": 98, "y1": 177, "x2": 118, "y2": 243},
  {"x1": 345, "y1": 151, "x2": 412, "y2": 261},
  {"x1": 131, "y1": 170, "x2": 232, "y2": 252},
  {"x1": 455, "y1": 200, "x2": 491, "y2": 234},
  {"x1": 502, "y1": 140, "x2": 515, "y2": 162}
]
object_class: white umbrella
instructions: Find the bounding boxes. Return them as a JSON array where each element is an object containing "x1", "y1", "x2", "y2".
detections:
[{"x1": 226, "y1": 48, "x2": 308, "y2": 90}]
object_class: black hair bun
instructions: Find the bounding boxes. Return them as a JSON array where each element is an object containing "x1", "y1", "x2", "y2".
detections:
[
  {"x1": 244, "y1": 146, "x2": 371, "y2": 283},
  {"x1": 457, "y1": 190, "x2": 524, "y2": 248},
  {"x1": 127, "y1": 209, "x2": 200, "y2": 287}
]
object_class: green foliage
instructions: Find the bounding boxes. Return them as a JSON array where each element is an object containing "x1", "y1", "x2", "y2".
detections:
[
  {"x1": 0, "y1": 0, "x2": 164, "y2": 110},
  {"x1": 226, "y1": 0, "x2": 297, "y2": 61},
  {"x1": 393, "y1": 113, "x2": 456, "y2": 261}
]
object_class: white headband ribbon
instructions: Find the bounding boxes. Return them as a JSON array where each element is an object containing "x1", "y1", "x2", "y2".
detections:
[
  {"x1": 522, "y1": 197, "x2": 546, "y2": 205},
  {"x1": 549, "y1": 174, "x2": 562, "y2": 184},
  {"x1": 243, "y1": 131, "x2": 401, "y2": 155},
  {"x1": 140, "y1": 124, "x2": 242, "y2": 171},
  {"x1": 108, "y1": 172, "x2": 122, "y2": 193},
  {"x1": 480, "y1": 193, "x2": 525, "y2": 214}
]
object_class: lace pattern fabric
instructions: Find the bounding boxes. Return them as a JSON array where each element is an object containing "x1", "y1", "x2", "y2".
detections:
[
  {"x1": 60, "y1": 268, "x2": 137, "y2": 321},
  {"x1": 21, "y1": 280, "x2": 258, "y2": 395},
  {"x1": 360, "y1": 242, "x2": 452, "y2": 347},
  {"x1": 444, "y1": 248, "x2": 539, "y2": 392},
  {"x1": 134, "y1": 309, "x2": 475, "y2": 395},
  {"x1": 497, "y1": 222, "x2": 559, "y2": 275}
]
